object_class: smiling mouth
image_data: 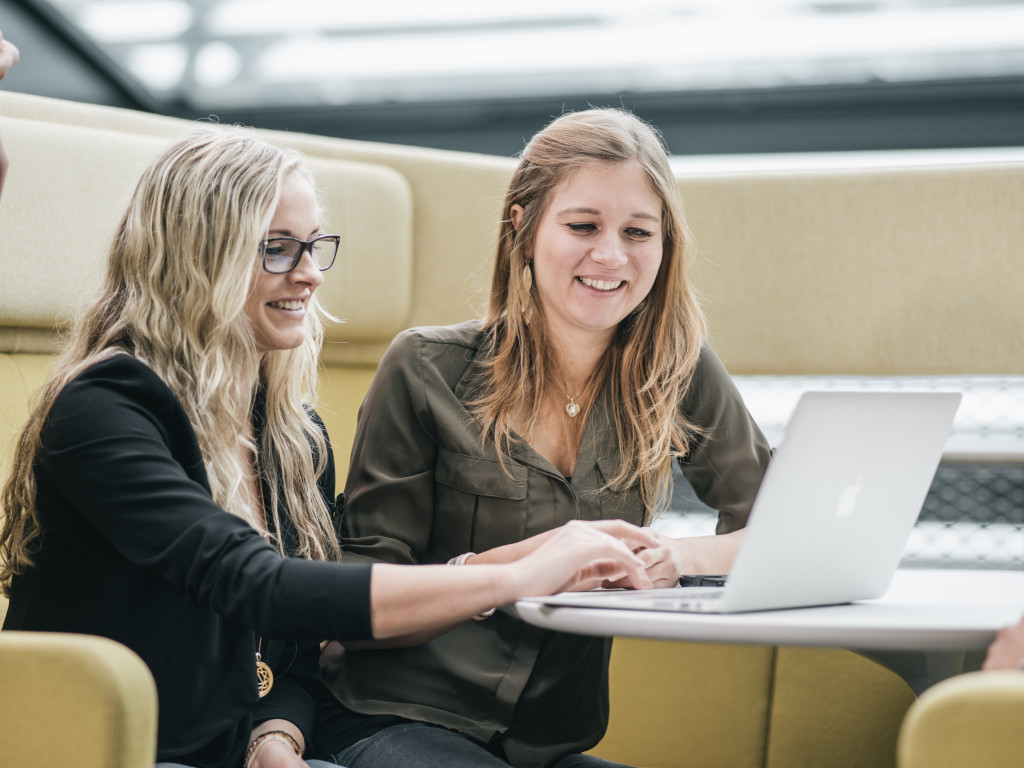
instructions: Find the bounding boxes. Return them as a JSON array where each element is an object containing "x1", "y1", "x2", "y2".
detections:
[
  {"x1": 268, "y1": 299, "x2": 305, "y2": 310},
  {"x1": 577, "y1": 276, "x2": 625, "y2": 292}
]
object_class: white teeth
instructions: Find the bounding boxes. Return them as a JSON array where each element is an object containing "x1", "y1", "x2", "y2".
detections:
[
  {"x1": 269, "y1": 300, "x2": 304, "y2": 310},
  {"x1": 578, "y1": 276, "x2": 624, "y2": 291}
]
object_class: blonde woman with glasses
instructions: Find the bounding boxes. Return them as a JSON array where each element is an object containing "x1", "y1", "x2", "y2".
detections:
[
  {"x1": 319, "y1": 108, "x2": 773, "y2": 768},
  {"x1": 0, "y1": 126, "x2": 656, "y2": 768}
]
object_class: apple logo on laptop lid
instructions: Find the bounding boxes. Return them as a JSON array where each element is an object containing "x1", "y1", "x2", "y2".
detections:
[{"x1": 835, "y1": 475, "x2": 864, "y2": 520}]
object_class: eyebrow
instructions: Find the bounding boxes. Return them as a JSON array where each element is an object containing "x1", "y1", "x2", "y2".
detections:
[
  {"x1": 268, "y1": 226, "x2": 322, "y2": 238},
  {"x1": 556, "y1": 206, "x2": 660, "y2": 223}
]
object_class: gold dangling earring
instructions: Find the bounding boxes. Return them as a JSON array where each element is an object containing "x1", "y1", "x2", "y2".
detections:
[{"x1": 522, "y1": 259, "x2": 533, "y2": 324}]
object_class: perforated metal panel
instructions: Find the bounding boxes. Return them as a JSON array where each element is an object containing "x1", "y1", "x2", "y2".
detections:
[{"x1": 657, "y1": 377, "x2": 1024, "y2": 570}]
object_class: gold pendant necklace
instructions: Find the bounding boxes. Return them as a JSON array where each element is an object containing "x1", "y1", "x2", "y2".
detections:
[
  {"x1": 249, "y1": 442, "x2": 274, "y2": 698},
  {"x1": 565, "y1": 391, "x2": 582, "y2": 418},
  {"x1": 256, "y1": 637, "x2": 274, "y2": 697}
]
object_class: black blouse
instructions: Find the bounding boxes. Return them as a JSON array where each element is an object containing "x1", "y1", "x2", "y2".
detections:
[{"x1": 3, "y1": 355, "x2": 372, "y2": 768}]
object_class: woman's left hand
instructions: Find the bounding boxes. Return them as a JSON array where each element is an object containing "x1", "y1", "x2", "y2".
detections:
[
  {"x1": 602, "y1": 529, "x2": 688, "y2": 589},
  {"x1": 249, "y1": 741, "x2": 307, "y2": 768},
  {"x1": 602, "y1": 527, "x2": 747, "y2": 590},
  {"x1": 246, "y1": 720, "x2": 306, "y2": 768}
]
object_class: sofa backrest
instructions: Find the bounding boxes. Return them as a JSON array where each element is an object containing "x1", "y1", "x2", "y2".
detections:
[
  {"x1": 0, "y1": 91, "x2": 515, "y2": 365},
  {"x1": 0, "y1": 101, "x2": 416, "y2": 365},
  {"x1": 679, "y1": 165, "x2": 1024, "y2": 376},
  {"x1": 4, "y1": 90, "x2": 1022, "y2": 378}
]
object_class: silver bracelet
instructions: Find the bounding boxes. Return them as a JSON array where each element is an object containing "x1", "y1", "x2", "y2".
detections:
[{"x1": 447, "y1": 551, "x2": 496, "y2": 619}]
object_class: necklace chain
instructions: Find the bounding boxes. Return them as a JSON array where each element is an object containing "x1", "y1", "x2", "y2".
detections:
[
  {"x1": 251, "y1": 442, "x2": 274, "y2": 698},
  {"x1": 255, "y1": 637, "x2": 274, "y2": 697}
]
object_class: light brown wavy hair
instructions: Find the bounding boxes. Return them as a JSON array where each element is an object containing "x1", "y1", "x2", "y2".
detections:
[
  {"x1": 473, "y1": 108, "x2": 706, "y2": 518},
  {"x1": 1, "y1": 127, "x2": 338, "y2": 592}
]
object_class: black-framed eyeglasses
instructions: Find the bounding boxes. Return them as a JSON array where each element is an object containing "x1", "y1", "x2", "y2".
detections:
[{"x1": 259, "y1": 235, "x2": 340, "y2": 274}]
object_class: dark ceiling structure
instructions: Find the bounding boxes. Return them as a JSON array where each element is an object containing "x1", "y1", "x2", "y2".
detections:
[{"x1": 2, "y1": 0, "x2": 1023, "y2": 157}]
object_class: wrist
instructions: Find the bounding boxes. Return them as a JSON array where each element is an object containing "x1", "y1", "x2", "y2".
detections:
[
  {"x1": 662, "y1": 535, "x2": 692, "y2": 579},
  {"x1": 447, "y1": 552, "x2": 497, "y2": 619},
  {"x1": 245, "y1": 730, "x2": 302, "y2": 768},
  {"x1": 447, "y1": 551, "x2": 476, "y2": 567},
  {"x1": 472, "y1": 530, "x2": 557, "y2": 566}
]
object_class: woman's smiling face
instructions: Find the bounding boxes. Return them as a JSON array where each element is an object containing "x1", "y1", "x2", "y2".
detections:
[
  {"x1": 513, "y1": 161, "x2": 663, "y2": 349},
  {"x1": 245, "y1": 170, "x2": 324, "y2": 356}
]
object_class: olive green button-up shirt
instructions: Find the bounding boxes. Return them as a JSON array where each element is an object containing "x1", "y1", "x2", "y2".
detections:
[{"x1": 324, "y1": 321, "x2": 771, "y2": 767}]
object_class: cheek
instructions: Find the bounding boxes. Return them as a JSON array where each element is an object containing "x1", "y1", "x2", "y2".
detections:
[
  {"x1": 243, "y1": 289, "x2": 261, "y2": 322},
  {"x1": 639, "y1": 248, "x2": 664, "y2": 289},
  {"x1": 243, "y1": 295, "x2": 260, "y2": 328},
  {"x1": 532, "y1": 235, "x2": 576, "y2": 281},
  {"x1": 531, "y1": 259, "x2": 564, "y2": 301},
  {"x1": 245, "y1": 273, "x2": 273, "y2": 312}
]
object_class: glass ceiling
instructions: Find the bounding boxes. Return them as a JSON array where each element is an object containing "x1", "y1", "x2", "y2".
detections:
[{"x1": 45, "y1": 0, "x2": 1024, "y2": 111}]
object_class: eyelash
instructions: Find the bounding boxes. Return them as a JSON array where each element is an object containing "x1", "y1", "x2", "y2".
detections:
[{"x1": 567, "y1": 223, "x2": 653, "y2": 240}]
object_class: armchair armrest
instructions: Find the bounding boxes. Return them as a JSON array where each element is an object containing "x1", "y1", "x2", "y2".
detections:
[
  {"x1": 0, "y1": 631, "x2": 157, "y2": 768},
  {"x1": 898, "y1": 670, "x2": 1024, "y2": 768}
]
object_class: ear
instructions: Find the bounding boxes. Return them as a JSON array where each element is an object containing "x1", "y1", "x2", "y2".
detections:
[{"x1": 509, "y1": 204, "x2": 525, "y2": 232}]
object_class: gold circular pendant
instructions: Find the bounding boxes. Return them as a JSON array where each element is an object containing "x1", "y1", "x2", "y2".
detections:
[{"x1": 256, "y1": 660, "x2": 274, "y2": 698}]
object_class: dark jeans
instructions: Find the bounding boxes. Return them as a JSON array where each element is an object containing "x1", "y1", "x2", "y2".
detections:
[{"x1": 327, "y1": 722, "x2": 634, "y2": 768}]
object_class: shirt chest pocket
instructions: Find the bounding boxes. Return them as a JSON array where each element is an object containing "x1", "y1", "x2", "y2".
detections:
[
  {"x1": 434, "y1": 447, "x2": 529, "y2": 555},
  {"x1": 594, "y1": 454, "x2": 647, "y2": 525}
]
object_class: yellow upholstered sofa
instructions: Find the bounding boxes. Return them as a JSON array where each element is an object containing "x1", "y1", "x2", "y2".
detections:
[{"x1": 2, "y1": 91, "x2": 1022, "y2": 768}]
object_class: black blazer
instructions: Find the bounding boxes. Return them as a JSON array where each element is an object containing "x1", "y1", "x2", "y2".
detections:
[{"x1": 4, "y1": 355, "x2": 372, "y2": 768}]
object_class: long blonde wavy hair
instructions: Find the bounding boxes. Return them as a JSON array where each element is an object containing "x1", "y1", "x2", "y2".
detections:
[
  {"x1": 473, "y1": 108, "x2": 706, "y2": 518},
  {"x1": 1, "y1": 127, "x2": 339, "y2": 592}
]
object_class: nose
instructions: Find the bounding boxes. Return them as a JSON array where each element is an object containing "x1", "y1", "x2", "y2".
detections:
[
  {"x1": 589, "y1": 231, "x2": 628, "y2": 268},
  {"x1": 289, "y1": 248, "x2": 325, "y2": 288}
]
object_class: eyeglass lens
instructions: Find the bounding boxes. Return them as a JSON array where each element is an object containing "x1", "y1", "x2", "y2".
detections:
[{"x1": 263, "y1": 237, "x2": 338, "y2": 273}]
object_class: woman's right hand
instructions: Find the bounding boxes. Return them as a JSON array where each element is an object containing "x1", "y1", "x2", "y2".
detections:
[
  {"x1": 365, "y1": 519, "x2": 657, "y2": 641},
  {"x1": 509, "y1": 519, "x2": 656, "y2": 596}
]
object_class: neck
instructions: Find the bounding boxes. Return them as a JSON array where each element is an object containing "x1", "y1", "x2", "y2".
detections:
[
  {"x1": 241, "y1": 355, "x2": 262, "y2": 394},
  {"x1": 548, "y1": 331, "x2": 610, "y2": 396}
]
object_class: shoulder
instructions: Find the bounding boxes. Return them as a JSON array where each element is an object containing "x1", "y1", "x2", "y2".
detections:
[
  {"x1": 367, "y1": 321, "x2": 488, "y2": 404},
  {"x1": 390, "y1": 320, "x2": 486, "y2": 353},
  {"x1": 382, "y1": 321, "x2": 486, "y2": 374},
  {"x1": 691, "y1": 342, "x2": 732, "y2": 387},
  {"x1": 56, "y1": 354, "x2": 176, "y2": 410},
  {"x1": 678, "y1": 342, "x2": 739, "y2": 417},
  {"x1": 680, "y1": 341, "x2": 757, "y2": 430},
  {"x1": 47, "y1": 354, "x2": 187, "y2": 443}
]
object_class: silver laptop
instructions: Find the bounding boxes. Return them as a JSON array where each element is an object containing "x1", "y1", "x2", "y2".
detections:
[{"x1": 534, "y1": 390, "x2": 961, "y2": 614}]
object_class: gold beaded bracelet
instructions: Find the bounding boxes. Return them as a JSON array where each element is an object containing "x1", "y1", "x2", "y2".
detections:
[{"x1": 244, "y1": 729, "x2": 302, "y2": 768}]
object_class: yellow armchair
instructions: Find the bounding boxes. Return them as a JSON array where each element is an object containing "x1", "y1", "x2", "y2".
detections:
[
  {"x1": 0, "y1": 631, "x2": 157, "y2": 768},
  {"x1": 898, "y1": 670, "x2": 1024, "y2": 768}
]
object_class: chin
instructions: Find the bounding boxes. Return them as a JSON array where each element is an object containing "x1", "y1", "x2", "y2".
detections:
[{"x1": 255, "y1": 333, "x2": 307, "y2": 353}]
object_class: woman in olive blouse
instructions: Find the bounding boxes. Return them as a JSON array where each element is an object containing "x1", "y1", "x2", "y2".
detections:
[{"x1": 321, "y1": 109, "x2": 772, "y2": 768}]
